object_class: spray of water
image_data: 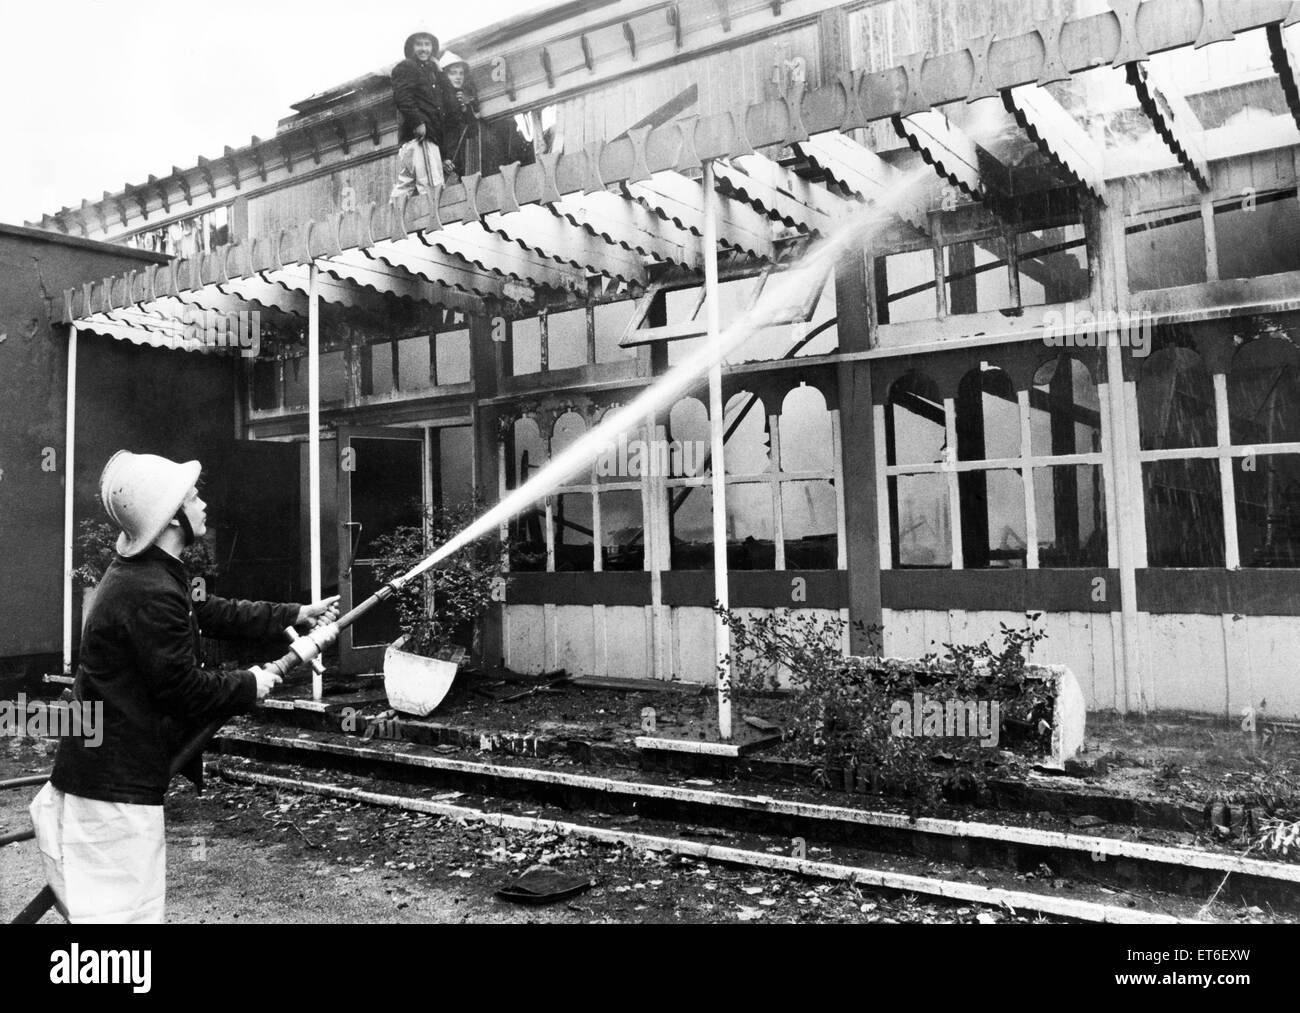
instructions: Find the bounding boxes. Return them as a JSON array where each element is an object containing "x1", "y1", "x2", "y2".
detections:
[{"x1": 392, "y1": 162, "x2": 940, "y2": 590}]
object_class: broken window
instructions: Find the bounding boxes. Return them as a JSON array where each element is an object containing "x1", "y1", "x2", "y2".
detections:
[
  {"x1": 252, "y1": 360, "x2": 278, "y2": 410},
  {"x1": 1030, "y1": 356, "x2": 1107, "y2": 567},
  {"x1": 1228, "y1": 332, "x2": 1300, "y2": 567},
  {"x1": 945, "y1": 239, "x2": 1013, "y2": 314},
  {"x1": 957, "y1": 365, "x2": 1019, "y2": 461},
  {"x1": 877, "y1": 249, "x2": 936, "y2": 324},
  {"x1": 547, "y1": 308, "x2": 589, "y2": 372},
  {"x1": 666, "y1": 397, "x2": 714, "y2": 570},
  {"x1": 889, "y1": 473, "x2": 952, "y2": 568},
  {"x1": 887, "y1": 372, "x2": 946, "y2": 466},
  {"x1": 1138, "y1": 347, "x2": 1223, "y2": 565},
  {"x1": 599, "y1": 489, "x2": 644, "y2": 571},
  {"x1": 781, "y1": 386, "x2": 835, "y2": 474},
  {"x1": 511, "y1": 317, "x2": 542, "y2": 376},
  {"x1": 285, "y1": 350, "x2": 346, "y2": 407},
  {"x1": 1215, "y1": 189, "x2": 1300, "y2": 281},
  {"x1": 723, "y1": 271, "x2": 834, "y2": 366},
  {"x1": 783, "y1": 480, "x2": 838, "y2": 569},
  {"x1": 1126, "y1": 207, "x2": 1207, "y2": 292},
  {"x1": 800, "y1": 274, "x2": 839, "y2": 357},
  {"x1": 669, "y1": 481, "x2": 714, "y2": 570},
  {"x1": 507, "y1": 417, "x2": 547, "y2": 571},
  {"x1": 1017, "y1": 224, "x2": 1090, "y2": 304},
  {"x1": 1030, "y1": 356, "x2": 1102, "y2": 457},
  {"x1": 959, "y1": 468, "x2": 1027, "y2": 569},
  {"x1": 398, "y1": 336, "x2": 432, "y2": 390},
  {"x1": 551, "y1": 412, "x2": 594, "y2": 572},
  {"x1": 594, "y1": 300, "x2": 638, "y2": 363},
  {"x1": 1138, "y1": 346, "x2": 1216, "y2": 450},
  {"x1": 1143, "y1": 458, "x2": 1225, "y2": 566},
  {"x1": 725, "y1": 484, "x2": 777, "y2": 570},
  {"x1": 668, "y1": 398, "x2": 711, "y2": 478},
  {"x1": 1034, "y1": 464, "x2": 1107, "y2": 567},
  {"x1": 367, "y1": 342, "x2": 397, "y2": 397},
  {"x1": 127, "y1": 205, "x2": 229, "y2": 257},
  {"x1": 722, "y1": 393, "x2": 771, "y2": 476},
  {"x1": 954, "y1": 366, "x2": 1024, "y2": 569},
  {"x1": 553, "y1": 492, "x2": 594, "y2": 571},
  {"x1": 1229, "y1": 334, "x2": 1300, "y2": 445},
  {"x1": 664, "y1": 386, "x2": 840, "y2": 572},
  {"x1": 435, "y1": 426, "x2": 475, "y2": 510},
  {"x1": 1235, "y1": 452, "x2": 1300, "y2": 567},
  {"x1": 435, "y1": 325, "x2": 472, "y2": 386}
]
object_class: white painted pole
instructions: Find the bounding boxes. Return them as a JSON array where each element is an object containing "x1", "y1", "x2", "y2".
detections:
[
  {"x1": 702, "y1": 160, "x2": 732, "y2": 741},
  {"x1": 62, "y1": 325, "x2": 79, "y2": 675},
  {"x1": 308, "y1": 262, "x2": 323, "y2": 700}
]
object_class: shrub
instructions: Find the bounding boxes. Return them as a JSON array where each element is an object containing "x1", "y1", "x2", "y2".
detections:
[
  {"x1": 717, "y1": 607, "x2": 1052, "y2": 802},
  {"x1": 370, "y1": 501, "x2": 503, "y2": 659}
]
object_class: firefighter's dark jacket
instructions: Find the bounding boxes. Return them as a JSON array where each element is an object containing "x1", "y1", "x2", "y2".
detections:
[{"x1": 51, "y1": 545, "x2": 301, "y2": 806}]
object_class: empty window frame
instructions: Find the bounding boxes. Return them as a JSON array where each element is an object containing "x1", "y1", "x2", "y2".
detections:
[
  {"x1": 364, "y1": 317, "x2": 472, "y2": 396},
  {"x1": 875, "y1": 219, "x2": 1090, "y2": 322},
  {"x1": 1125, "y1": 189, "x2": 1300, "y2": 293},
  {"x1": 508, "y1": 299, "x2": 640, "y2": 378},
  {"x1": 1126, "y1": 206, "x2": 1207, "y2": 292},
  {"x1": 881, "y1": 354, "x2": 1107, "y2": 570},
  {"x1": 619, "y1": 267, "x2": 832, "y2": 366},
  {"x1": 1136, "y1": 322, "x2": 1300, "y2": 568},
  {"x1": 502, "y1": 411, "x2": 647, "y2": 573},
  {"x1": 666, "y1": 386, "x2": 842, "y2": 571}
]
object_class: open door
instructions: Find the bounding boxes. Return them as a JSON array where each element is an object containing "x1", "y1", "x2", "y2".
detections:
[{"x1": 337, "y1": 426, "x2": 427, "y2": 674}]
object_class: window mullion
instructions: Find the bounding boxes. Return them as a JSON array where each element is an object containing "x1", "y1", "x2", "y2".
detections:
[
  {"x1": 769, "y1": 412, "x2": 786, "y2": 571},
  {"x1": 944, "y1": 396, "x2": 963, "y2": 569},
  {"x1": 591, "y1": 465, "x2": 603, "y2": 573},
  {"x1": 1214, "y1": 373, "x2": 1240, "y2": 569},
  {"x1": 1019, "y1": 388, "x2": 1039, "y2": 569},
  {"x1": 874, "y1": 403, "x2": 892, "y2": 571},
  {"x1": 831, "y1": 408, "x2": 848, "y2": 571}
]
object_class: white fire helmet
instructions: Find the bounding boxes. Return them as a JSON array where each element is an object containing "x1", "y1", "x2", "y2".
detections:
[
  {"x1": 99, "y1": 451, "x2": 201, "y2": 557},
  {"x1": 440, "y1": 51, "x2": 468, "y2": 73}
]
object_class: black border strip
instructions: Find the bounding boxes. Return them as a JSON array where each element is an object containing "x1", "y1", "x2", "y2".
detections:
[
  {"x1": 1137, "y1": 569, "x2": 1300, "y2": 615},
  {"x1": 881, "y1": 569, "x2": 1119, "y2": 613}
]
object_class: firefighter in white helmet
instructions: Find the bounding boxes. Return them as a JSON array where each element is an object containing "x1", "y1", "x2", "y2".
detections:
[{"x1": 28, "y1": 450, "x2": 339, "y2": 923}]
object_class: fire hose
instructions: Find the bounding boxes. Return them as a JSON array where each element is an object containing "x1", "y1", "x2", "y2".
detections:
[{"x1": 8, "y1": 572, "x2": 421, "y2": 924}]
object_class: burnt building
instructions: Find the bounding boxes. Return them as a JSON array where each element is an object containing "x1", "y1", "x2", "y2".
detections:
[{"x1": 28, "y1": 0, "x2": 1300, "y2": 719}]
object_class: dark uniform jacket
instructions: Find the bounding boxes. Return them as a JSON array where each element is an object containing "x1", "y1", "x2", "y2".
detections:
[
  {"x1": 51, "y1": 545, "x2": 301, "y2": 806},
  {"x1": 392, "y1": 41, "x2": 457, "y2": 146}
]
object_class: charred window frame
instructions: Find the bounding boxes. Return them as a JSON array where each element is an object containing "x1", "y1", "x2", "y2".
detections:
[
  {"x1": 1138, "y1": 317, "x2": 1300, "y2": 568},
  {"x1": 665, "y1": 383, "x2": 843, "y2": 572},
  {"x1": 362, "y1": 314, "x2": 472, "y2": 399},
  {"x1": 124, "y1": 205, "x2": 231, "y2": 258},
  {"x1": 501, "y1": 411, "x2": 646, "y2": 574},
  {"x1": 619, "y1": 266, "x2": 835, "y2": 367},
  {"x1": 879, "y1": 350, "x2": 1107, "y2": 571},
  {"x1": 506, "y1": 298, "x2": 639, "y2": 379},
  {"x1": 873, "y1": 214, "x2": 1090, "y2": 323},
  {"x1": 1126, "y1": 188, "x2": 1300, "y2": 293}
]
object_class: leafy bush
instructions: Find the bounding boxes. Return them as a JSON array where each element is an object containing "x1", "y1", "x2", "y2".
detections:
[
  {"x1": 74, "y1": 518, "x2": 222, "y2": 587},
  {"x1": 370, "y1": 501, "x2": 503, "y2": 659},
  {"x1": 717, "y1": 607, "x2": 1053, "y2": 802},
  {"x1": 72, "y1": 520, "x2": 119, "y2": 589}
]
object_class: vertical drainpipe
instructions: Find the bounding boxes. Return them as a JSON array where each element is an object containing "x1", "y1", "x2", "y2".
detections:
[
  {"x1": 308, "y1": 262, "x2": 323, "y2": 700},
  {"x1": 702, "y1": 160, "x2": 732, "y2": 741},
  {"x1": 62, "y1": 325, "x2": 79, "y2": 674}
]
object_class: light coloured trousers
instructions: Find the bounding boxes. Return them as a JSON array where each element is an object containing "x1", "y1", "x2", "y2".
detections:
[
  {"x1": 29, "y1": 782, "x2": 166, "y2": 924},
  {"x1": 390, "y1": 138, "x2": 446, "y2": 201}
]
